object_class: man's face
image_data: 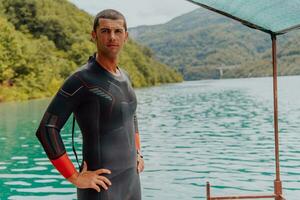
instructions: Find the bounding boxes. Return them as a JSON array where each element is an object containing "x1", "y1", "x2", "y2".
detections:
[{"x1": 92, "y1": 18, "x2": 128, "y2": 59}]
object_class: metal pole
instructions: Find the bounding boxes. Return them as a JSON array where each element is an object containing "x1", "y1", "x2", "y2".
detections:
[
  {"x1": 271, "y1": 34, "x2": 282, "y2": 200},
  {"x1": 207, "y1": 182, "x2": 211, "y2": 200}
]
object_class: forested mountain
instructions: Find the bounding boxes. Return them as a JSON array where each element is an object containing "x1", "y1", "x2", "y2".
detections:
[
  {"x1": 0, "y1": 0, "x2": 182, "y2": 102},
  {"x1": 129, "y1": 8, "x2": 300, "y2": 80}
]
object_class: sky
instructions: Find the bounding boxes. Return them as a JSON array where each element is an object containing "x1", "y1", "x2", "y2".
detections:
[{"x1": 68, "y1": 0, "x2": 198, "y2": 28}]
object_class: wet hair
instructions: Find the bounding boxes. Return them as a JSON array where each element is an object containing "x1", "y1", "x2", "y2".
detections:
[{"x1": 93, "y1": 9, "x2": 127, "y2": 31}]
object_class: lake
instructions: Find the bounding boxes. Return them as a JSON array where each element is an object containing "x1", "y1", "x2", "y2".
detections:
[{"x1": 1, "y1": 76, "x2": 300, "y2": 199}]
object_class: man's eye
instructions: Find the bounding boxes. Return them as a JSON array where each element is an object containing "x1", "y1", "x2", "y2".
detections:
[
  {"x1": 101, "y1": 29, "x2": 109, "y2": 33},
  {"x1": 115, "y1": 29, "x2": 123, "y2": 33}
]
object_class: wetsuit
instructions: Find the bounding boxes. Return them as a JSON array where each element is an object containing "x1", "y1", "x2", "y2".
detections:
[{"x1": 36, "y1": 54, "x2": 142, "y2": 200}]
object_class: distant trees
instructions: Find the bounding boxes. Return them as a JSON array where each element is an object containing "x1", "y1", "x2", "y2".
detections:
[
  {"x1": 130, "y1": 8, "x2": 300, "y2": 80},
  {"x1": 0, "y1": 0, "x2": 182, "y2": 102}
]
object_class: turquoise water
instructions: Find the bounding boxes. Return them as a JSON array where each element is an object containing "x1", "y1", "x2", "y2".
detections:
[{"x1": 1, "y1": 76, "x2": 300, "y2": 199}]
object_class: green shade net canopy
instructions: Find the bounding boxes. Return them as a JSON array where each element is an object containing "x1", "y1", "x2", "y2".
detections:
[{"x1": 187, "y1": 0, "x2": 300, "y2": 35}]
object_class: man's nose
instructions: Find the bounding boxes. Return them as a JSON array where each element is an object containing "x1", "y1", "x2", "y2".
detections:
[{"x1": 109, "y1": 32, "x2": 116, "y2": 40}]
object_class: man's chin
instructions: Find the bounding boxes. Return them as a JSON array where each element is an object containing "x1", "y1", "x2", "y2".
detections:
[
  {"x1": 106, "y1": 52, "x2": 120, "y2": 59},
  {"x1": 99, "y1": 48, "x2": 121, "y2": 59}
]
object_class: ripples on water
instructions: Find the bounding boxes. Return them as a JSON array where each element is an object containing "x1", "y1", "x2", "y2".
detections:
[{"x1": 1, "y1": 76, "x2": 300, "y2": 199}]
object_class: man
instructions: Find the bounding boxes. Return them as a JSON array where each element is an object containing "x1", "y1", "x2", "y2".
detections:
[{"x1": 36, "y1": 9, "x2": 144, "y2": 200}]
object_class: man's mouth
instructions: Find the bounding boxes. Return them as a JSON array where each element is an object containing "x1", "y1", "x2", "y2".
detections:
[{"x1": 107, "y1": 44, "x2": 119, "y2": 47}]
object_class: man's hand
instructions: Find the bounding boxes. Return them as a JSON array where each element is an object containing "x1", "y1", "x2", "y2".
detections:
[
  {"x1": 137, "y1": 154, "x2": 144, "y2": 173},
  {"x1": 68, "y1": 161, "x2": 112, "y2": 192}
]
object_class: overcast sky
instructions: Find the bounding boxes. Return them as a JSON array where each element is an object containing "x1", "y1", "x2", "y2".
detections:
[{"x1": 68, "y1": 0, "x2": 198, "y2": 28}]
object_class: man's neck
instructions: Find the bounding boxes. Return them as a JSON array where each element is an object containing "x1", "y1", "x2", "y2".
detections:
[{"x1": 96, "y1": 53, "x2": 118, "y2": 74}]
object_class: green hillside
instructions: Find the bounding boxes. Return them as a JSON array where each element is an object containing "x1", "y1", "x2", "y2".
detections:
[
  {"x1": 0, "y1": 0, "x2": 182, "y2": 102},
  {"x1": 129, "y1": 8, "x2": 300, "y2": 80}
]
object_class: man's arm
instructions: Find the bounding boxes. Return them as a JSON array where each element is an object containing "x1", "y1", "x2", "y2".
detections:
[
  {"x1": 134, "y1": 113, "x2": 144, "y2": 173},
  {"x1": 134, "y1": 113, "x2": 141, "y2": 151},
  {"x1": 36, "y1": 74, "x2": 83, "y2": 178},
  {"x1": 36, "y1": 74, "x2": 111, "y2": 192},
  {"x1": 121, "y1": 68, "x2": 145, "y2": 173}
]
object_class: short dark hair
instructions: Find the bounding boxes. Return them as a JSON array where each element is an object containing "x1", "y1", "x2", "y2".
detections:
[{"x1": 93, "y1": 9, "x2": 127, "y2": 31}]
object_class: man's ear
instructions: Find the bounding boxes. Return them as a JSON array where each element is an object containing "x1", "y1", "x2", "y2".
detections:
[
  {"x1": 91, "y1": 30, "x2": 97, "y2": 42},
  {"x1": 124, "y1": 31, "x2": 129, "y2": 42}
]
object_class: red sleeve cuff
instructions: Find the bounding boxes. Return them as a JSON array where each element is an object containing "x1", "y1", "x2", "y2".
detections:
[
  {"x1": 50, "y1": 153, "x2": 77, "y2": 178},
  {"x1": 135, "y1": 133, "x2": 141, "y2": 150}
]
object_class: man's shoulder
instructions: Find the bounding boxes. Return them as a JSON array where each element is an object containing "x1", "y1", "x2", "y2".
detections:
[
  {"x1": 76, "y1": 63, "x2": 89, "y2": 72},
  {"x1": 59, "y1": 63, "x2": 90, "y2": 96},
  {"x1": 59, "y1": 72, "x2": 84, "y2": 97}
]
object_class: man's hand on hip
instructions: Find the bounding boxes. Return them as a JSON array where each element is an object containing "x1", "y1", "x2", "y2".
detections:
[{"x1": 68, "y1": 161, "x2": 112, "y2": 192}]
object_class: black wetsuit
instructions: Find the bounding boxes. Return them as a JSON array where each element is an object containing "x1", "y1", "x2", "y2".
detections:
[{"x1": 36, "y1": 55, "x2": 141, "y2": 200}]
